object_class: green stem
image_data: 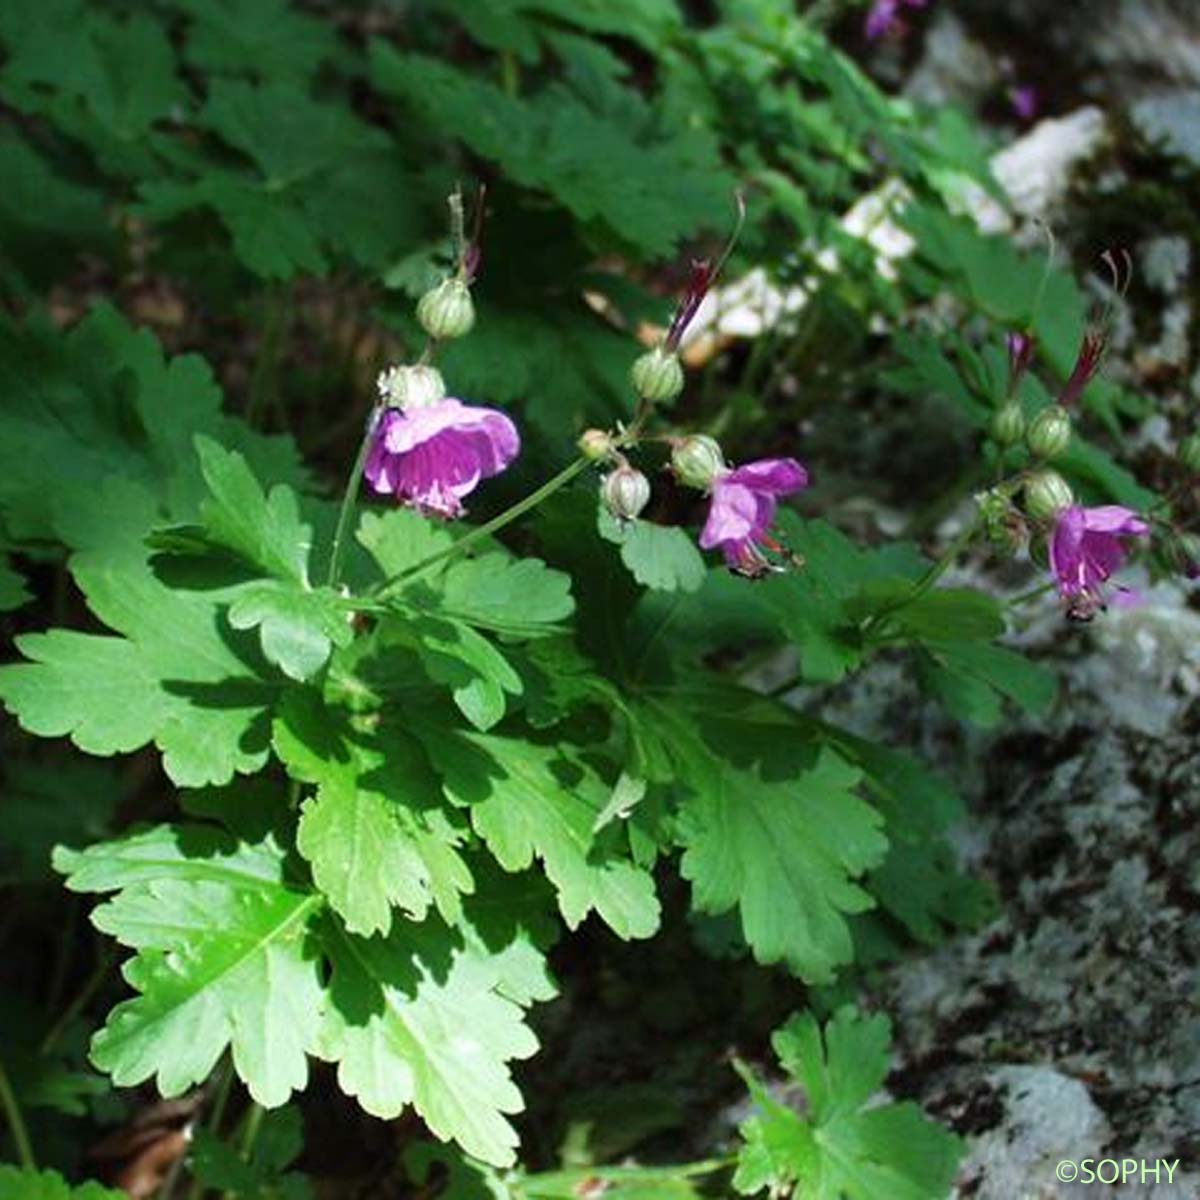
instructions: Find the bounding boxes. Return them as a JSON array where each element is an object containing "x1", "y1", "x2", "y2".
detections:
[
  {"x1": 372, "y1": 456, "x2": 589, "y2": 599},
  {"x1": 1007, "y1": 580, "x2": 1056, "y2": 607},
  {"x1": 40, "y1": 945, "x2": 113, "y2": 1054},
  {"x1": 861, "y1": 520, "x2": 981, "y2": 642},
  {"x1": 325, "y1": 405, "x2": 382, "y2": 588},
  {"x1": 0, "y1": 1056, "x2": 35, "y2": 1170},
  {"x1": 238, "y1": 1103, "x2": 264, "y2": 1159}
]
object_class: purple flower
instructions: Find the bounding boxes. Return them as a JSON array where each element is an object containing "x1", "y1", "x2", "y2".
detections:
[
  {"x1": 699, "y1": 458, "x2": 808, "y2": 577},
  {"x1": 364, "y1": 399, "x2": 519, "y2": 519},
  {"x1": 1048, "y1": 505, "x2": 1149, "y2": 612},
  {"x1": 865, "y1": 0, "x2": 926, "y2": 40},
  {"x1": 1010, "y1": 84, "x2": 1039, "y2": 122}
]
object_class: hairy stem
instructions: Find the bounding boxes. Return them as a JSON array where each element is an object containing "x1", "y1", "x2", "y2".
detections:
[
  {"x1": 371, "y1": 456, "x2": 589, "y2": 599},
  {"x1": 326, "y1": 406, "x2": 382, "y2": 589},
  {"x1": 861, "y1": 519, "x2": 980, "y2": 641},
  {"x1": 0, "y1": 1056, "x2": 35, "y2": 1170}
]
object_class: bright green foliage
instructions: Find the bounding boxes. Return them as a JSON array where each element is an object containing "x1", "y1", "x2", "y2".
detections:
[
  {"x1": 679, "y1": 749, "x2": 884, "y2": 983},
  {"x1": 0, "y1": 1167, "x2": 125, "y2": 1200},
  {"x1": 57, "y1": 826, "x2": 325, "y2": 1108},
  {"x1": 421, "y1": 728, "x2": 660, "y2": 939},
  {"x1": 56, "y1": 822, "x2": 554, "y2": 1167},
  {"x1": 734, "y1": 1007, "x2": 962, "y2": 1198},
  {"x1": 0, "y1": 478, "x2": 277, "y2": 787},
  {"x1": 598, "y1": 510, "x2": 707, "y2": 593},
  {"x1": 274, "y1": 689, "x2": 473, "y2": 935}
]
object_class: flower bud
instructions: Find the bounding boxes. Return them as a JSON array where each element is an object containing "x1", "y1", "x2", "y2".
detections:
[
  {"x1": 630, "y1": 346, "x2": 684, "y2": 404},
  {"x1": 976, "y1": 487, "x2": 1026, "y2": 553},
  {"x1": 578, "y1": 429, "x2": 614, "y2": 462},
  {"x1": 1023, "y1": 469, "x2": 1075, "y2": 521},
  {"x1": 376, "y1": 363, "x2": 446, "y2": 410},
  {"x1": 1178, "y1": 432, "x2": 1200, "y2": 473},
  {"x1": 671, "y1": 434, "x2": 726, "y2": 490},
  {"x1": 601, "y1": 464, "x2": 651, "y2": 523},
  {"x1": 990, "y1": 401, "x2": 1026, "y2": 446},
  {"x1": 416, "y1": 278, "x2": 475, "y2": 340},
  {"x1": 1026, "y1": 405, "x2": 1072, "y2": 459}
]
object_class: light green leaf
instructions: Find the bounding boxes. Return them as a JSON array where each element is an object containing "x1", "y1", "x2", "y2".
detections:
[
  {"x1": 56, "y1": 826, "x2": 324, "y2": 1108},
  {"x1": 320, "y1": 915, "x2": 542, "y2": 1168},
  {"x1": 410, "y1": 615, "x2": 524, "y2": 731},
  {"x1": 57, "y1": 823, "x2": 553, "y2": 1168},
  {"x1": 598, "y1": 510, "x2": 706, "y2": 593},
  {"x1": 436, "y1": 552, "x2": 575, "y2": 635},
  {"x1": 678, "y1": 750, "x2": 885, "y2": 983},
  {"x1": 0, "y1": 1166, "x2": 125, "y2": 1200},
  {"x1": 195, "y1": 435, "x2": 312, "y2": 583},
  {"x1": 357, "y1": 508, "x2": 454, "y2": 580},
  {"x1": 274, "y1": 690, "x2": 473, "y2": 934},
  {"x1": 0, "y1": 479, "x2": 275, "y2": 787},
  {"x1": 419, "y1": 729, "x2": 660, "y2": 939},
  {"x1": 228, "y1": 580, "x2": 352, "y2": 681},
  {"x1": 735, "y1": 1007, "x2": 962, "y2": 1199}
]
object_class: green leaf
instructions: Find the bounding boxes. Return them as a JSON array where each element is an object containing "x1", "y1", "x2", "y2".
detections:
[
  {"x1": 0, "y1": 1166, "x2": 125, "y2": 1200},
  {"x1": 371, "y1": 47, "x2": 733, "y2": 258},
  {"x1": 191, "y1": 1106, "x2": 311, "y2": 1200},
  {"x1": 0, "y1": 479, "x2": 276, "y2": 787},
  {"x1": 0, "y1": 555, "x2": 30, "y2": 610},
  {"x1": 58, "y1": 823, "x2": 554, "y2": 1168},
  {"x1": 418, "y1": 728, "x2": 660, "y2": 939},
  {"x1": 598, "y1": 510, "x2": 706, "y2": 593},
  {"x1": 274, "y1": 690, "x2": 473, "y2": 935},
  {"x1": 139, "y1": 176, "x2": 329, "y2": 280},
  {"x1": 194, "y1": 435, "x2": 312, "y2": 583},
  {"x1": 918, "y1": 640, "x2": 1056, "y2": 727},
  {"x1": 0, "y1": 759, "x2": 120, "y2": 884},
  {"x1": 177, "y1": 0, "x2": 340, "y2": 84},
  {"x1": 435, "y1": 553, "x2": 575, "y2": 636},
  {"x1": 357, "y1": 508, "x2": 454, "y2": 580},
  {"x1": 734, "y1": 1007, "x2": 962, "y2": 1199},
  {"x1": 678, "y1": 749, "x2": 885, "y2": 983},
  {"x1": 319, "y1": 911, "x2": 549, "y2": 1168},
  {"x1": 56, "y1": 825, "x2": 324, "y2": 1108},
  {"x1": 409, "y1": 614, "x2": 525, "y2": 732},
  {"x1": 228, "y1": 581, "x2": 352, "y2": 682}
]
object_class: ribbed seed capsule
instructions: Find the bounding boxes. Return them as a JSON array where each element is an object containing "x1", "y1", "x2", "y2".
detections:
[
  {"x1": 1026, "y1": 405, "x2": 1072, "y2": 459},
  {"x1": 1024, "y1": 468, "x2": 1075, "y2": 521},
  {"x1": 671, "y1": 434, "x2": 726, "y2": 489},
  {"x1": 601, "y1": 464, "x2": 651, "y2": 522},
  {"x1": 990, "y1": 401, "x2": 1026, "y2": 446},
  {"x1": 417, "y1": 278, "x2": 475, "y2": 340},
  {"x1": 630, "y1": 346, "x2": 684, "y2": 403}
]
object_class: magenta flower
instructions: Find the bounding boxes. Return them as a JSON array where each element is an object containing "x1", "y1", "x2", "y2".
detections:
[
  {"x1": 1048, "y1": 504, "x2": 1149, "y2": 616},
  {"x1": 699, "y1": 458, "x2": 808, "y2": 577},
  {"x1": 1010, "y1": 84, "x2": 1039, "y2": 122},
  {"x1": 364, "y1": 399, "x2": 519, "y2": 519},
  {"x1": 865, "y1": 0, "x2": 926, "y2": 40}
]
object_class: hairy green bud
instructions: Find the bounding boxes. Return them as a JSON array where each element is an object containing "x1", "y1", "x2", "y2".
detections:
[
  {"x1": 417, "y1": 278, "x2": 475, "y2": 340},
  {"x1": 1023, "y1": 468, "x2": 1075, "y2": 521},
  {"x1": 630, "y1": 346, "x2": 684, "y2": 404},
  {"x1": 671, "y1": 434, "x2": 726, "y2": 490},
  {"x1": 990, "y1": 401, "x2": 1026, "y2": 446},
  {"x1": 1026, "y1": 405, "x2": 1072, "y2": 459}
]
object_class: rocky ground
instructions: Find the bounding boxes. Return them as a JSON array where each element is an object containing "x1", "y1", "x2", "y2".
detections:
[{"x1": 876, "y1": 575, "x2": 1200, "y2": 1199}]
